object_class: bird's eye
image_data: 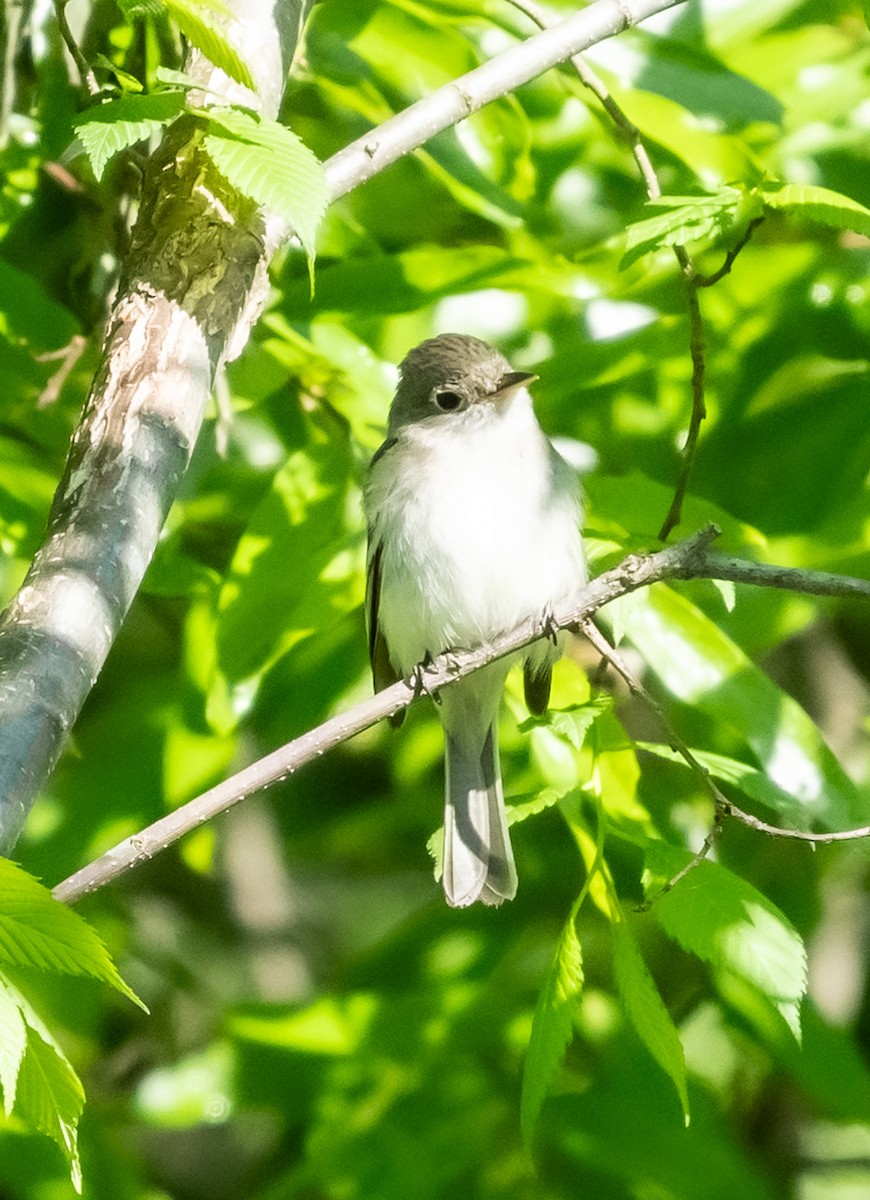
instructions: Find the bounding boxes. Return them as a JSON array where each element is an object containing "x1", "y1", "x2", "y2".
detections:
[{"x1": 434, "y1": 389, "x2": 463, "y2": 412}]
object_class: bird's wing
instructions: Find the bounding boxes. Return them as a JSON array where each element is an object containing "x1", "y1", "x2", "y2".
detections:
[{"x1": 365, "y1": 533, "x2": 405, "y2": 728}]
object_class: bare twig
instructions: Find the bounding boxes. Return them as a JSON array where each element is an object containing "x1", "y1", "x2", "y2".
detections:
[
  {"x1": 580, "y1": 618, "x2": 726, "y2": 897},
  {"x1": 657, "y1": 272, "x2": 706, "y2": 540},
  {"x1": 580, "y1": 619, "x2": 870, "y2": 907},
  {"x1": 36, "y1": 335, "x2": 88, "y2": 408},
  {"x1": 53, "y1": 0, "x2": 99, "y2": 96},
  {"x1": 53, "y1": 526, "x2": 870, "y2": 905},
  {"x1": 718, "y1": 804, "x2": 870, "y2": 843},
  {"x1": 695, "y1": 217, "x2": 765, "y2": 288}
]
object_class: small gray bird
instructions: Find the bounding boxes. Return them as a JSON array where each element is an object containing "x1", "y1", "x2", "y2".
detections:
[{"x1": 364, "y1": 334, "x2": 586, "y2": 907}]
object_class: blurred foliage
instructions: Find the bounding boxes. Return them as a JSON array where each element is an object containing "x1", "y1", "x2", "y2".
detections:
[{"x1": 1, "y1": 0, "x2": 870, "y2": 1196}]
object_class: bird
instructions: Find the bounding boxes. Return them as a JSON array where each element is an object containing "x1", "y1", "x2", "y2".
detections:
[{"x1": 363, "y1": 333, "x2": 586, "y2": 907}]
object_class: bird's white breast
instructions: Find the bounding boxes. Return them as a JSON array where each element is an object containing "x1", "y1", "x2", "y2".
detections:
[{"x1": 366, "y1": 392, "x2": 585, "y2": 673}]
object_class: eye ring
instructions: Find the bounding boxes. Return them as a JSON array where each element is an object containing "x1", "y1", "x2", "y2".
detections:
[{"x1": 434, "y1": 388, "x2": 463, "y2": 412}]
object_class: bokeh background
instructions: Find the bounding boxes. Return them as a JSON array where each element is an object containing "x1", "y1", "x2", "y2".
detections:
[{"x1": 1, "y1": 0, "x2": 869, "y2": 1196}]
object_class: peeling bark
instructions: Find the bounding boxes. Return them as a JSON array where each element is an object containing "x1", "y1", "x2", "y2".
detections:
[{"x1": 0, "y1": 1, "x2": 312, "y2": 851}]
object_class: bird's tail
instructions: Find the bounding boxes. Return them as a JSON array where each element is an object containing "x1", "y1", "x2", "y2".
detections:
[{"x1": 443, "y1": 722, "x2": 517, "y2": 907}]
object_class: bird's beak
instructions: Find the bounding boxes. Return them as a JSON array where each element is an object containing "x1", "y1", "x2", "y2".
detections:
[{"x1": 490, "y1": 370, "x2": 539, "y2": 403}]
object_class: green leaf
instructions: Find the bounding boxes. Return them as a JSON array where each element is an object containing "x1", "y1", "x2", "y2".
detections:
[
  {"x1": 160, "y1": 0, "x2": 256, "y2": 91},
  {"x1": 93, "y1": 54, "x2": 144, "y2": 92},
  {"x1": 74, "y1": 92, "x2": 186, "y2": 180},
  {"x1": 0, "y1": 860, "x2": 146, "y2": 1010},
  {"x1": 215, "y1": 428, "x2": 362, "y2": 688},
  {"x1": 647, "y1": 843, "x2": 807, "y2": 1041},
  {"x1": 622, "y1": 190, "x2": 743, "y2": 269},
  {"x1": 760, "y1": 180, "x2": 870, "y2": 239},
  {"x1": 623, "y1": 585, "x2": 864, "y2": 830},
  {"x1": 203, "y1": 108, "x2": 329, "y2": 268},
  {"x1": 611, "y1": 913, "x2": 690, "y2": 1122},
  {"x1": 0, "y1": 975, "x2": 26, "y2": 1117},
  {"x1": 15, "y1": 1025, "x2": 85, "y2": 1193},
  {"x1": 612, "y1": 89, "x2": 760, "y2": 187},
  {"x1": 521, "y1": 903, "x2": 584, "y2": 1147}
]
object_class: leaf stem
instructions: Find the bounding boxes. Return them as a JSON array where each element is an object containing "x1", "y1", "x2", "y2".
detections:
[{"x1": 53, "y1": 0, "x2": 100, "y2": 96}]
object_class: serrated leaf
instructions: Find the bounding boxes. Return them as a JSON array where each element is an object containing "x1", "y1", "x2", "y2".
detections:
[
  {"x1": 0, "y1": 976, "x2": 26, "y2": 1117},
  {"x1": 612, "y1": 913, "x2": 690, "y2": 1122},
  {"x1": 74, "y1": 92, "x2": 186, "y2": 180},
  {"x1": 521, "y1": 901, "x2": 584, "y2": 1147},
  {"x1": 647, "y1": 844, "x2": 807, "y2": 1041},
  {"x1": 760, "y1": 181, "x2": 870, "y2": 239},
  {"x1": 0, "y1": 860, "x2": 146, "y2": 1010},
  {"x1": 15, "y1": 1025, "x2": 84, "y2": 1193},
  {"x1": 160, "y1": 0, "x2": 255, "y2": 91},
  {"x1": 622, "y1": 190, "x2": 741, "y2": 269},
  {"x1": 203, "y1": 109, "x2": 328, "y2": 269}
]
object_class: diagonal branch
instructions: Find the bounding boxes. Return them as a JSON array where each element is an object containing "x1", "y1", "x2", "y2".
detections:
[
  {"x1": 323, "y1": 0, "x2": 685, "y2": 201},
  {"x1": 53, "y1": 526, "x2": 870, "y2": 904}
]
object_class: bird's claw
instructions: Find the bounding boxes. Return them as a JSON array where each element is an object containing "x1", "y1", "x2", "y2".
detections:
[{"x1": 540, "y1": 604, "x2": 560, "y2": 645}]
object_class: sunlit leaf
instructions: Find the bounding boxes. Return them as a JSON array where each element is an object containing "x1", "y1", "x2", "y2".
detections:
[
  {"x1": 521, "y1": 902, "x2": 584, "y2": 1147},
  {"x1": 646, "y1": 843, "x2": 807, "y2": 1040},
  {"x1": 215, "y1": 425, "x2": 363, "y2": 689},
  {"x1": 623, "y1": 586, "x2": 863, "y2": 830},
  {"x1": 203, "y1": 108, "x2": 328, "y2": 266},
  {"x1": 0, "y1": 976, "x2": 26, "y2": 1117},
  {"x1": 759, "y1": 180, "x2": 870, "y2": 239},
  {"x1": 611, "y1": 913, "x2": 690, "y2": 1121},
  {"x1": 15, "y1": 1026, "x2": 85, "y2": 1192},
  {"x1": 637, "y1": 741, "x2": 806, "y2": 826},
  {"x1": 74, "y1": 91, "x2": 186, "y2": 180},
  {"x1": 0, "y1": 860, "x2": 145, "y2": 1010},
  {"x1": 160, "y1": 0, "x2": 256, "y2": 90},
  {"x1": 622, "y1": 190, "x2": 743, "y2": 268}
]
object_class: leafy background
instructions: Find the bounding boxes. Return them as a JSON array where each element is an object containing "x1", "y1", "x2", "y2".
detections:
[{"x1": 1, "y1": 0, "x2": 869, "y2": 1196}]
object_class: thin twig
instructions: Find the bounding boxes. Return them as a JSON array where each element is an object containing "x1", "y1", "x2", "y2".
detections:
[
  {"x1": 581, "y1": 619, "x2": 725, "y2": 899},
  {"x1": 719, "y1": 803, "x2": 870, "y2": 843},
  {"x1": 53, "y1": 0, "x2": 99, "y2": 96},
  {"x1": 579, "y1": 619, "x2": 870, "y2": 906},
  {"x1": 657, "y1": 269, "x2": 706, "y2": 540},
  {"x1": 53, "y1": 525, "x2": 870, "y2": 905},
  {"x1": 695, "y1": 217, "x2": 765, "y2": 288}
]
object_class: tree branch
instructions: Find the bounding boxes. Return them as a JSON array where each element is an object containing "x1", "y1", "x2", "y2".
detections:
[
  {"x1": 322, "y1": 0, "x2": 686, "y2": 202},
  {"x1": 52, "y1": 527, "x2": 870, "y2": 904}
]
